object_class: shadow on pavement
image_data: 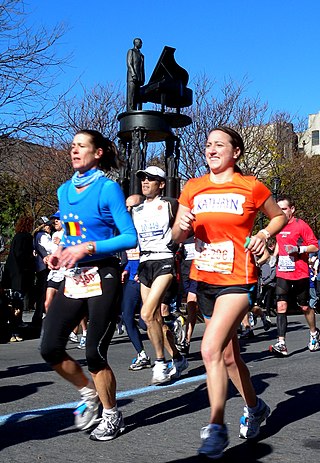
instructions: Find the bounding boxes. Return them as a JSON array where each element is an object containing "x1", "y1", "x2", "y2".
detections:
[
  {"x1": 263, "y1": 382, "x2": 320, "y2": 438},
  {"x1": 164, "y1": 441, "x2": 272, "y2": 462},
  {"x1": 0, "y1": 381, "x2": 53, "y2": 403},
  {"x1": 0, "y1": 408, "x2": 77, "y2": 451}
]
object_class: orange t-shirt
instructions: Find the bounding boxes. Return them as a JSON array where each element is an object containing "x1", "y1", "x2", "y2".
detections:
[{"x1": 179, "y1": 173, "x2": 271, "y2": 285}]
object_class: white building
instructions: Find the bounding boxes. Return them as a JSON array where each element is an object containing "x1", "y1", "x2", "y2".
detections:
[{"x1": 298, "y1": 112, "x2": 320, "y2": 156}]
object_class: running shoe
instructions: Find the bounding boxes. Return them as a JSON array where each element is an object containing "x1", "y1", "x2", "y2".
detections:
[
  {"x1": 129, "y1": 351, "x2": 151, "y2": 371},
  {"x1": 151, "y1": 361, "x2": 171, "y2": 385},
  {"x1": 74, "y1": 388, "x2": 100, "y2": 430},
  {"x1": 308, "y1": 328, "x2": 320, "y2": 351},
  {"x1": 69, "y1": 332, "x2": 78, "y2": 343},
  {"x1": 78, "y1": 335, "x2": 86, "y2": 349},
  {"x1": 261, "y1": 314, "x2": 272, "y2": 331},
  {"x1": 198, "y1": 424, "x2": 229, "y2": 459},
  {"x1": 90, "y1": 410, "x2": 125, "y2": 441},
  {"x1": 117, "y1": 321, "x2": 124, "y2": 335},
  {"x1": 239, "y1": 398, "x2": 270, "y2": 439},
  {"x1": 10, "y1": 335, "x2": 23, "y2": 342},
  {"x1": 168, "y1": 355, "x2": 188, "y2": 379},
  {"x1": 270, "y1": 340, "x2": 288, "y2": 356},
  {"x1": 249, "y1": 311, "x2": 257, "y2": 327},
  {"x1": 240, "y1": 327, "x2": 255, "y2": 339},
  {"x1": 176, "y1": 339, "x2": 190, "y2": 356},
  {"x1": 173, "y1": 316, "x2": 186, "y2": 345}
]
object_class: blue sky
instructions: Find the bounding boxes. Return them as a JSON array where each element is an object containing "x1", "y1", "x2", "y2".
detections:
[{"x1": 26, "y1": 0, "x2": 320, "y2": 123}]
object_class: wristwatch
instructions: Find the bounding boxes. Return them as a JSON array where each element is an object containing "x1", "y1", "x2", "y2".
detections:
[{"x1": 86, "y1": 242, "x2": 95, "y2": 256}]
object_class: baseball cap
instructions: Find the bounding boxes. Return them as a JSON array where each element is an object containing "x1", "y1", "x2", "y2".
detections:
[
  {"x1": 50, "y1": 211, "x2": 60, "y2": 219},
  {"x1": 36, "y1": 216, "x2": 51, "y2": 227},
  {"x1": 136, "y1": 166, "x2": 166, "y2": 180}
]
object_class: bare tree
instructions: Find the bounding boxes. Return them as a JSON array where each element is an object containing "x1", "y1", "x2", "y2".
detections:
[
  {"x1": 0, "y1": 138, "x2": 71, "y2": 223},
  {"x1": 178, "y1": 74, "x2": 299, "y2": 181},
  {"x1": 0, "y1": 0, "x2": 67, "y2": 142},
  {"x1": 58, "y1": 82, "x2": 126, "y2": 146}
]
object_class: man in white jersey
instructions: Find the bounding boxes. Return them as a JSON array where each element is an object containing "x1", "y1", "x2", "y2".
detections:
[{"x1": 132, "y1": 166, "x2": 188, "y2": 384}]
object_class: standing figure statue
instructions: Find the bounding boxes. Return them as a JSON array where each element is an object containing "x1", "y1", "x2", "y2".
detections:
[{"x1": 126, "y1": 38, "x2": 145, "y2": 111}]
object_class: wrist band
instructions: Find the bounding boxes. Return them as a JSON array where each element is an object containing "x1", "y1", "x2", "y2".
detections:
[
  {"x1": 259, "y1": 229, "x2": 271, "y2": 240},
  {"x1": 298, "y1": 245, "x2": 307, "y2": 253}
]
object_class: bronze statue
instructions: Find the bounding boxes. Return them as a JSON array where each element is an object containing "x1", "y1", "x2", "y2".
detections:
[{"x1": 126, "y1": 38, "x2": 145, "y2": 111}]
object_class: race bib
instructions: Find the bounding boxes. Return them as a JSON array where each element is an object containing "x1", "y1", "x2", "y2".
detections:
[
  {"x1": 278, "y1": 255, "x2": 295, "y2": 272},
  {"x1": 194, "y1": 239, "x2": 234, "y2": 274},
  {"x1": 126, "y1": 247, "x2": 140, "y2": 260},
  {"x1": 64, "y1": 266, "x2": 102, "y2": 299}
]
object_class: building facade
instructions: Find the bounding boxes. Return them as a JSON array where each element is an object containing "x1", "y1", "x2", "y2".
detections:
[{"x1": 298, "y1": 111, "x2": 320, "y2": 156}]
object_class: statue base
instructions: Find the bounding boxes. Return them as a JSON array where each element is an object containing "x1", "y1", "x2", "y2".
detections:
[{"x1": 118, "y1": 110, "x2": 192, "y2": 142}]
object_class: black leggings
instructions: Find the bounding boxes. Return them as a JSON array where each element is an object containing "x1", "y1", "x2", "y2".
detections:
[{"x1": 41, "y1": 260, "x2": 121, "y2": 372}]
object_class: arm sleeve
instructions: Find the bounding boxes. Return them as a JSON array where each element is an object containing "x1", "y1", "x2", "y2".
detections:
[{"x1": 95, "y1": 181, "x2": 137, "y2": 254}]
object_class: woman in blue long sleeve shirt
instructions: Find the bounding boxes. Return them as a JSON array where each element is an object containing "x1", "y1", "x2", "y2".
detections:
[{"x1": 41, "y1": 129, "x2": 137, "y2": 442}]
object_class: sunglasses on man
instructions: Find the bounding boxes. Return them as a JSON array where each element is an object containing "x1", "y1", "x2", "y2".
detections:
[{"x1": 140, "y1": 174, "x2": 160, "y2": 182}]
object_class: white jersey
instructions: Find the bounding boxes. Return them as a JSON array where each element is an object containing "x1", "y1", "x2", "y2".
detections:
[
  {"x1": 132, "y1": 196, "x2": 178, "y2": 262},
  {"x1": 47, "y1": 229, "x2": 64, "y2": 283}
]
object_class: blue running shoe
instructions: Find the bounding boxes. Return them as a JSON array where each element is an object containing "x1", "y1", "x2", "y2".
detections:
[{"x1": 198, "y1": 424, "x2": 229, "y2": 459}]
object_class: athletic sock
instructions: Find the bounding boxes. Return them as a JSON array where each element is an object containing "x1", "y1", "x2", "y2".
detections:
[
  {"x1": 78, "y1": 380, "x2": 96, "y2": 396},
  {"x1": 103, "y1": 406, "x2": 118, "y2": 415}
]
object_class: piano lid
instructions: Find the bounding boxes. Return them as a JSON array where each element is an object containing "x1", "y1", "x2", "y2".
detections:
[
  {"x1": 148, "y1": 46, "x2": 189, "y2": 87},
  {"x1": 139, "y1": 46, "x2": 193, "y2": 110}
]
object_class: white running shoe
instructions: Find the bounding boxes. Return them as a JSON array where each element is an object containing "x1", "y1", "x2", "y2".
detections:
[
  {"x1": 151, "y1": 361, "x2": 170, "y2": 385},
  {"x1": 308, "y1": 328, "x2": 320, "y2": 352},
  {"x1": 78, "y1": 335, "x2": 86, "y2": 349},
  {"x1": 74, "y1": 388, "x2": 100, "y2": 430},
  {"x1": 69, "y1": 332, "x2": 78, "y2": 343},
  {"x1": 173, "y1": 316, "x2": 186, "y2": 345},
  {"x1": 270, "y1": 340, "x2": 288, "y2": 356},
  {"x1": 90, "y1": 410, "x2": 125, "y2": 441},
  {"x1": 239, "y1": 398, "x2": 270, "y2": 439},
  {"x1": 129, "y1": 351, "x2": 151, "y2": 371}
]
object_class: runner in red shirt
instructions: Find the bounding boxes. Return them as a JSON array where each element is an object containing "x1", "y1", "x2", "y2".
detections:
[
  {"x1": 172, "y1": 126, "x2": 287, "y2": 459},
  {"x1": 270, "y1": 195, "x2": 320, "y2": 356}
]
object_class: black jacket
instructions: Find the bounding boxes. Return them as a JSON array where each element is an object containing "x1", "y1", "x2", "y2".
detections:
[{"x1": 2, "y1": 232, "x2": 35, "y2": 292}]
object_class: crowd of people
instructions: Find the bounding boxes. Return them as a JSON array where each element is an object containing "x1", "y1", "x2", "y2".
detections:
[{"x1": 1, "y1": 126, "x2": 319, "y2": 459}]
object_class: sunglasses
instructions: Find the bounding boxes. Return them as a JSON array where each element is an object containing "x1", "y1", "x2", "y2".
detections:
[{"x1": 140, "y1": 175, "x2": 160, "y2": 182}]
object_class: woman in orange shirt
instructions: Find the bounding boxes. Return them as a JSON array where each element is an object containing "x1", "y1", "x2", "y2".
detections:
[{"x1": 172, "y1": 126, "x2": 286, "y2": 459}]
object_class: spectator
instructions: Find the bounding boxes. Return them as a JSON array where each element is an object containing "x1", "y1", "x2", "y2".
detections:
[
  {"x1": 32, "y1": 217, "x2": 54, "y2": 328},
  {"x1": 2, "y1": 215, "x2": 35, "y2": 341}
]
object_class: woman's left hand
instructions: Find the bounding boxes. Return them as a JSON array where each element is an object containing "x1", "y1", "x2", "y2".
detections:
[{"x1": 245, "y1": 234, "x2": 267, "y2": 256}]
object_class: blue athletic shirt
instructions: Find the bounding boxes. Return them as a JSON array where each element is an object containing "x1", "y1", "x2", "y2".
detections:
[{"x1": 58, "y1": 176, "x2": 137, "y2": 263}]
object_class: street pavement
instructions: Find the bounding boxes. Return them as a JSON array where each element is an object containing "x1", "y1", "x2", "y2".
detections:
[{"x1": 0, "y1": 313, "x2": 320, "y2": 463}]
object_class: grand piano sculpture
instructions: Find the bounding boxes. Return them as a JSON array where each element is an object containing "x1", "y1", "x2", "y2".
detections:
[{"x1": 117, "y1": 45, "x2": 193, "y2": 197}]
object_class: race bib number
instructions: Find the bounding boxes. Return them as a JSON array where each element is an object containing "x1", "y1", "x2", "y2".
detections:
[
  {"x1": 126, "y1": 247, "x2": 140, "y2": 260},
  {"x1": 64, "y1": 266, "x2": 102, "y2": 299},
  {"x1": 194, "y1": 239, "x2": 234, "y2": 274},
  {"x1": 278, "y1": 255, "x2": 295, "y2": 272}
]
